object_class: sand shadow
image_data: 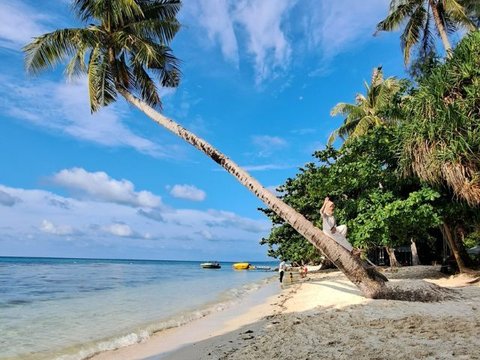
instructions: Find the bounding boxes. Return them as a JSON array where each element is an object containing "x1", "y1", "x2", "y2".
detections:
[{"x1": 308, "y1": 281, "x2": 361, "y2": 296}]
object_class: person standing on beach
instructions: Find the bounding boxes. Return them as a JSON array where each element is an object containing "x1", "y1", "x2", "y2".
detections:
[
  {"x1": 279, "y1": 260, "x2": 287, "y2": 283},
  {"x1": 320, "y1": 197, "x2": 354, "y2": 252}
]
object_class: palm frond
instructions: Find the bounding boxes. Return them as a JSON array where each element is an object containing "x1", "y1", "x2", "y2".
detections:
[
  {"x1": 419, "y1": 10, "x2": 435, "y2": 57},
  {"x1": 400, "y1": 6, "x2": 426, "y2": 64},
  {"x1": 123, "y1": 18, "x2": 180, "y2": 44},
  {"x1": 139, "y1": 0, "x2": 182, "y2": 21},
  {"x1": 131, "y1": 60, "x2": 162, "y2": 108},
  {"x1": 330, "y1": 102, "x2": 357, "y2": 116},
  {"x1": 87, "y1": 46, "x2": 116, "y2": 112},
  {"x1": 24, "y1": 28, "x2": 95, "y2": 74},
  {"x1": 443, "y1": 0, "x2": 476, "y2": 30},
  {"x1": 65, "y1": 46, "x2": 88, "y2": 78},
  {"x1": 376, "y1": 1, "x2": 418, "y2": 33},
  {"x1": 73, "y1": 0, "x2": 144, "y2": 26}
]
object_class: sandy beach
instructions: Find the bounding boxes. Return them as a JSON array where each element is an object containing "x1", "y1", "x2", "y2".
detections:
[{"x1": 90, "y1": 266, "x2": 480, "y2": 360}]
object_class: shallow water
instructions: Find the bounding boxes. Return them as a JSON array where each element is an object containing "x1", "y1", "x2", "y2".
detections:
[{"x1": 0, "y1": 257, "x2": 276, "y2": 360}]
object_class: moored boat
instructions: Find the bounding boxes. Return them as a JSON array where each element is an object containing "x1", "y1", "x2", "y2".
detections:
[
  {"x1": 201, "y1": 261, "x2": 221, "y2": 269},
  {"x1": 232, "y1": 262, "x2": 251, "y2": 270}
]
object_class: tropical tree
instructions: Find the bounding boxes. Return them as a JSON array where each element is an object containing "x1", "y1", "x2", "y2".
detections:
[
  {"x1": 400, "y1": 31, "x2": 480, "y2": 206},
  {"x1": 262, "y1": 128, "x2": 443, "y2": 268},
  {"x1": 399, "y1": 31, "x2": 480, "y2": 271},
  {"x1": 376, "y1": 0, "x2": 476, "y2": 64},
  {"x1": 329, "y1": 67, "x2": 404, "y2": 145},
  {"x1": 24, "y1": 0, "x2": 393, "y2": 298}
]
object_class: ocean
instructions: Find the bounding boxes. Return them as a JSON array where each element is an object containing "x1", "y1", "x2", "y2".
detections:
[{"x1": 0, "y1": 257, "x2": 277, "y2": 360}]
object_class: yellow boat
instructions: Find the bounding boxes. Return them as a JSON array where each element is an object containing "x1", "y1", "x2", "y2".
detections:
[{"x1": 232, "y1": 262, "x2": 251, "y2": 270}]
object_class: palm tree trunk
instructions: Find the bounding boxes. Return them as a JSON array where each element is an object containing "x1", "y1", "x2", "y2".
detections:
[
  {"x1": 386, "y1": 247, "x2": 400, "y2": 267},
  {"x1": 429, "y1": 0, "x2": 453, "y2": 55},
  {"x1": 118, "y1": 88, "x2": 389, "y2": 298},
  {"x1": 441, "y1": 222, "x2": 475, "y2": 273},
  {"x1": 411, "y1": 238, "x2": 421, "y2": 266}
]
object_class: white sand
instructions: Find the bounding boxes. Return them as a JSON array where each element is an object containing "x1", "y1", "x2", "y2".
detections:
[{"x1": 91, "y1": 266, "x2": 480, "y2": 360}]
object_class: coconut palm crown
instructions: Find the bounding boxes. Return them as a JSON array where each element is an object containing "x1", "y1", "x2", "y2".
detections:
[
  {"x1": 329, "y1": 67, "x2": 403, "y2": 146},
  {"x1": 376, "y1": 0, "x2": 476, "y2": 64},
  {"x1": 24, "y1": 0, "x2": 181, "y2": 112}
]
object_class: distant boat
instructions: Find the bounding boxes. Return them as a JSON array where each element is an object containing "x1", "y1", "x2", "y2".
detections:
[
  {"x1": 232, "y1": 262, "x2": 251, "y2": 270},
  {"x1": 253, "y1": 265, "x2": 272, "y2": 271},
  {"x1": 200, "y1": 261, "x2": 221, "y2": 269}
]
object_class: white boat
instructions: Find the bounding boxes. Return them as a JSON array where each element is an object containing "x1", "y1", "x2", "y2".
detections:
[{"x1": 201, "y1": 261, "x2": 221, "y2": 269}]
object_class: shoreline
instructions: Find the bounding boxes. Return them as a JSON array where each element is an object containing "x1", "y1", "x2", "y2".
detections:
[
  {"x1": 90, "y1": 266, "x2": 480, "y2": 360},
  {"x1": 89, "y1": 275, "x2": 281, "y2": 360}
]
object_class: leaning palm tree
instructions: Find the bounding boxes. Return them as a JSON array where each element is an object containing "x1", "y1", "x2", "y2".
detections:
[
  {"x1": 376, "y1": 0, "x2": 476, "y2": 64},
  {"x1": 24, "y1": 0, "x2": 397, "y2": 298},
  {"x1": 329, "y1": 67, "x2": 403, "y2": 145}
]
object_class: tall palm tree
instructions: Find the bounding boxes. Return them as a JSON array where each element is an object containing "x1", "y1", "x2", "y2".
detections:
[
  {"x1": 329, "y1": 67, "x2": 403, "y2": 145},
  {"x1": 400, "y1": 31, "x2": 480, "y2": 207},
  {"x1": 24, "y1": 0, "x2": 393, "y2": 298},
  {"x1": 376, "y1": 0, "x2": 476, "y2": 64}
]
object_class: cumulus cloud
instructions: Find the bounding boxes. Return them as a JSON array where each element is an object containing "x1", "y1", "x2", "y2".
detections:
[
  {"x1": 137, "y1": 209, "x2": 165, "y2": 223},
  {"x1": 169, "y1": 184, "x2": 206, "y2": 201},
  {"x1": 0, "y1": 190, "x2": 19, "y2": 207},
  {"x1": 0, "y1": 183, "x2": 270, "y2": 260},
  {"x1": 205, "y1": 210, "x2": 270, "y2": 233},
  {"x1": 51, "y1": 168, "x2": 162, "y2": 208},
  {"x1": 40, "y1": 219, "x2": 76, "y2": 236},
  {"x1": 103, "y1": 223, "x2": 134, "y2": 237}
]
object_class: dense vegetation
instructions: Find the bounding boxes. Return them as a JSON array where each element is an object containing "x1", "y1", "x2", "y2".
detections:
[{"x1": 261, "y1": 31, "x2": 480, "y2": 271}]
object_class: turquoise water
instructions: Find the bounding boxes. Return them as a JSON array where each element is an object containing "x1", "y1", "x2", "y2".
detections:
[{"x1": 0, "y1": 257, "x2": 276, "y2": 360}]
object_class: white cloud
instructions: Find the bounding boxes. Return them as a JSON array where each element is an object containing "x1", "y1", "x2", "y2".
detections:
[
  {"x1": 51, "y1": 168, "x2": 162, "y2": 208},
  {"x1": 103, "y1": 223, "x2": 134, "y2": 237},
  {"x1": 0, "y1": 190, "x2": 19, "y2": 207},
  {"x1": 0, "y1": 2, "x2": 50, "y2": 50},
  {"x1": 184, "y1": 0, "x2": 293, "y2": 85},
  {"x1": 195, "y1": 0, "x2": 239, "y2": 65},
  {"x1": 252, "y1": 135, "x2": 288, "y2": 157},
  {"x1": 169, "y1": 184, "x2": 206, "y2": 202},
  {"x1": 234, "y1": 0, "x2": 293, "y2": 84},
  {"x1": 0, "y1": 184, "x2": 270, "y2": 260},
  {"x1": 205, "y1": 210, "x2": 270, "y2": 233},
  {"x1": 304, "y1": 0, "x2": 390, "y2": 60},
  {"x1": 0, "y1": 77, "x2": 167, "y2": 157},
  {"x1": 40, "y1": 219, "x2": 76, "y2": 236}
]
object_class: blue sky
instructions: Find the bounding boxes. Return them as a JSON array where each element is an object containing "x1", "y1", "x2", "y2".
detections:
[{"x1": 0, "y1": 0, "x2": 411, "y2": 261}]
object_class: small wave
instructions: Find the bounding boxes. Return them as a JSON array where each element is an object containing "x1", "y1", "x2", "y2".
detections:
[{"x1": 54, "y1": 276, "x2": 275, "y2": 360}]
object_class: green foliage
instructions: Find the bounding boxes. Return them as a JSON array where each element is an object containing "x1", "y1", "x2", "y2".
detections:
[
  {"x1": 351, "y1": 187, "x2": 441, "y2": 248},
  {"x1": 464, "y1": 230, "x2": 480, "y2": 248},
  {"x1": 260, "y1": 127, "x2": 442, "y2": 261},
  {"x1": 376, "y1": 0, "x2": 476, "y2": 64},
  {"x1": 23, "y1": 0, "x2": 182, "y2": 112},
  {"x1": 329, "y1": 67, "x2": 407, "y2": 146},
  {"x1": 400, "y1": 31, "x2": 480, "y2": 205}
]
